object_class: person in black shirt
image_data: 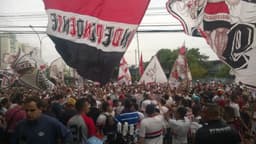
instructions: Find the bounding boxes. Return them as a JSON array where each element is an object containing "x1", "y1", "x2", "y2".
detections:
[
  {"x1": 195, "y1": 103, "x2": 241, "y2": 144},
  {"x1": 87, "y1": 96, "x2": 100, "y2": 124}
]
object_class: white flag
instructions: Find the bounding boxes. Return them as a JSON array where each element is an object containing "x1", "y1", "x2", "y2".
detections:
[
  {"x1": 139, "y1": 56, "x2": 167, "y2": 84},
  {"x1": 118, "y1": 57, "x2": 132, "y2": 85},
  {"x1": 169, "y1": 46, "x2": 192, "y2": 89}
]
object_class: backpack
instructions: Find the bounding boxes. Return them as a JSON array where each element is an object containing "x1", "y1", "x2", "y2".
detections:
[
  {"x1": 102, "y1": 114, "x2": 117, "y2": 144},
  {"x1": 102, "y1": 114, "x2": 117, "y2": 135}
]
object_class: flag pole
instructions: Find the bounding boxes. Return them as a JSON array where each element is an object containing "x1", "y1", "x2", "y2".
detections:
[{"x1": 136, "y1": 31, "x2": 140, "y2": 67}]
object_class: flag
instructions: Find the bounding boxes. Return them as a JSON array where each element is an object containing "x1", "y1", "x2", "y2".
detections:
[
  {"x1": 49, "y1": 57, "x2": 65, "y2": 83},
  {"x1": 11, "y1": 50, "x2": 55, "y2": 90},
  {"x1": 118, "y1": 57, "x2": 132, "y2": 85},
  {"x1": 43, "y1": 0, "x2": 150, "y2": 85},
  {"x1": 169, "y1": 45, "x2": 192, "y2": 89},
  {"x1": 166, "y1": 0, "x2": 256, "y2": 88},
  {"x1": 139, "y1": 56, "x2": 168, "y2": 84},
  {"x1": 0, "y1": 70, "x2": 17, "y2": 88},
  {"x1": 139, "y1": 53, "x2": 144, "y2": 76}
]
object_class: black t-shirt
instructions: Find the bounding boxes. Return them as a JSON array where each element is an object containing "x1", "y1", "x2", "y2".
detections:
[
  {"x1": 195, "y1": 120, "x2": 241, "y2": 144},
  {"x1": 87, "y1": 107, "x2": 100, "y2": 124}
]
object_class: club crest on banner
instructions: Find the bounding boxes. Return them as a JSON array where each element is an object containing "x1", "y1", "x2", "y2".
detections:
[{"x1": 166, "y1": 0, "x2": 256, "y2": 88}]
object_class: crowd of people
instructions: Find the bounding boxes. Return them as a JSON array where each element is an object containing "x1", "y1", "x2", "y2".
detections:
[{"x1": 0, "y1": 81, "x2": 255, "y2": 144}]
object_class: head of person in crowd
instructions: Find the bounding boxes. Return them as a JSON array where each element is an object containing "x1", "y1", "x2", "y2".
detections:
[
  {"x1": 217, "y1": 88, "x2": 224, "y2": 96},
  {"x1": 65, "y1": 97, "x2": 76, "y2": 109},
  {"x1": 112, "y1": 99, "x2": 119, "y2": 108},
  {"x1": 87, "y1": 95, "x2": 97, "y2": 107},
  {"x1": 23, "y1": 96, "x2": 43, "y2": 121},
  {"x1": 122, "y1": 98, "x2": 134, "y2": 113},
  {"x1": 201, "y1": 103, "x2": 220, "y2": 122},
  {"x1": 10, "y1": 92, "x2": 24, "y2": 105},
  {"x1": 192, "y1": 105, "x2": 201, "y2": 117},
  {"x1": 160, "y1": 98, "x2": 166, "y2": 106},
  {"x1": 163, "y1": 93, "x2": 170, "y2": 101},
  {"x1": 53, "y1": 94, "x2": 65, "y2": 104},
  {"x1": 0, "y1": 97, "x2": 9, "y2": 110},
  {"x1": 230, "y1": 93, "x2": 239, "y2": 103},
  {"x1": 223, "y1": 106, "x2": 236, "y2": 123},
  {"x1": 40, "y1": 99, "x2": 50, "y2": 113},
  {"x1": 145, "y1": 104, "x2": 156, "y2": 117},
  {"x1": 143, "y1": 92, "x2": 150, "y2": 100},
  {"x1": 101, "y1": 101, "x2": 113, "y2": 113},
  {"x1": 174, "y1": 106, "x2": 187, "y2": 120},
  {"x1": 75, "y1": 98, "x2": 90, "y2": 114},
  {"x1": 181, "y1": 98, "x2": 191, "y2": 108}
]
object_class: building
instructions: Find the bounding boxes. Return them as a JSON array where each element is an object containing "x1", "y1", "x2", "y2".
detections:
[{"x1": 0, "y1": 34, "x2": 11, "y2": 69}]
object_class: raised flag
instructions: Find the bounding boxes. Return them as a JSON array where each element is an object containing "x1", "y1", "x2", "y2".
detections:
[
  {"x1": 169, "y1": 45, "x2": 192, "y2": 89},
  {"x1": 49, "y1": 57, "x2": 65, "y2": 84},
  {"x1": 139, "y1": 56, "x2": 168, "y2": 84},
  {"x1": 139, "y1": 53, "x2": 144, "y2": 76},
  {"x1": 9, "y1": 49, "x2": 55, "y2": 90},
  {"x1": 166, "y1": 0, "x2": 256, "y2": 88},
  {"x1": 118, "y1": 57, "x2": 132, "y2": 85},
  {"x1": 43, "y1": 0, "x2": 150, "y2": 85}
]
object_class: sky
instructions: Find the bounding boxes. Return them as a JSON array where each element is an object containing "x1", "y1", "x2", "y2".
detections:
[{"x1": 0, "y1": 0, "x2": 219, "y2": 65}]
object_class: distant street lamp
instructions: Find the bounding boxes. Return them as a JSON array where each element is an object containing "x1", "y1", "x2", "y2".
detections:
[{"x1": 29, "y1": 25, "x2": 42, "y2": 58}]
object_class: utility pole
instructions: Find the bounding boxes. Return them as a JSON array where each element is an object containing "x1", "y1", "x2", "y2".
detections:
[{"x1": 29, "y1": 25, "x2": 42, "y2": 58}]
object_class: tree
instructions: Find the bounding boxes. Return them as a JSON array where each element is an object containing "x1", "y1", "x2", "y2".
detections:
[
  {"x1": 156, "y1": 48, "x2": 209, "y2": 79},
  {"x1": 186, "y1": 48, "x2": 209, "y2": 78},
  {"x1": 156, "y1": 49, "x2": 178, "y2": 74}
]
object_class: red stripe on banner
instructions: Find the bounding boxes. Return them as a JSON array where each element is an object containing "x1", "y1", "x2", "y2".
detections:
[{"x1": 43, "y1": 0, "x2": 150, "y2": 24}]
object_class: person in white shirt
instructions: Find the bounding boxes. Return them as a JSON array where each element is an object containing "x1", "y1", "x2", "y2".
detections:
[
  {"x1": 138, "y1": 104, "x2": 164, "y2": 144},
  {"x1": 229, "y1": 95, "x2": 240, "y2": 118},
  {"x1": 168, "y1": 106, "x2": 191, "y2": 144}
]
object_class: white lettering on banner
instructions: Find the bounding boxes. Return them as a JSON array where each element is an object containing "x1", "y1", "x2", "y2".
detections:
[{"x1": 46, "y1": 9, "x2": 137, "y2": 52}]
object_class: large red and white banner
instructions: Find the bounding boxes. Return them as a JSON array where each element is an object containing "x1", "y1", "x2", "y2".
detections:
[
  {"x1": 43, "y1": 0, "x2": 150, "y2": 85},
  {"x1": 167, "y1": 0, "x2": 256, "y2": 88}
]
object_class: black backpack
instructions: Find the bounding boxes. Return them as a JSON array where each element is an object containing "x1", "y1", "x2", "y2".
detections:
[
  {"x1": 102, "y1": 114, "x2": 117, "y2": 135},
  {"x1": 102, "y1": 114, "x2": 118, "y2": 144}
]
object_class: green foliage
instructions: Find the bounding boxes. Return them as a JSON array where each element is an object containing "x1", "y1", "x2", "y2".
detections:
[
  {"x1": 189, "y1": 62, "x2": 208, "y2": 79},
  {"x1": 215, "y1": 64, "x2": 231, "y2": 77},
  {"x1": 156, "y1": 49, "x2": 178, "y2": 74},
  {"x1": 156, "y1": 48, "x2": 209, "y2": 79}
]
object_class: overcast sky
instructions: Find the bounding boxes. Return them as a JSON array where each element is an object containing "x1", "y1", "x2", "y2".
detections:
[{"x1": 0, "y1": 0, "x2": 218, "y2": 65}]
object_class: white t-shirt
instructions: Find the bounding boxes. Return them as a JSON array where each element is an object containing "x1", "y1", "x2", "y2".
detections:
[
  {"x1": 169, "y1": 119, "x2": 191, "y2": 144},
  {"x1": 141, "y1": 99, "x2": 152, "y2": 112},
  {"x1": 229, "y1": 102, "x2": 240, "y2": 117},
  {"x1": 139, "y1": 116, "x2": 164, "y2": 144},
  {"x1": 96, "y1": 112, "x2": 110, "y2": 126}
]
